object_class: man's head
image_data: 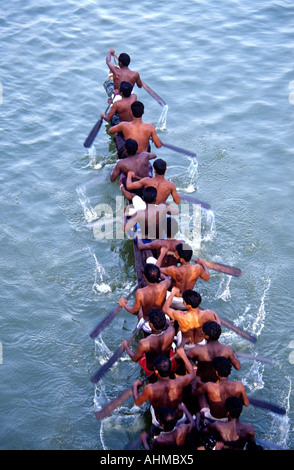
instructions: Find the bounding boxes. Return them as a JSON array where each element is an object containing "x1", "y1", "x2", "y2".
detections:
[
  {"x1": 157, "y1": 407, "x2": 178, "y2": 432},
  {"x1": 225, "y1": 397, "x2": 243, "y2": 419},
  {"x1": 118, "y1": 53, "x2": 130, "y2": 67},
  {"x1": 212, "y1": 356, "x2": 232, "y2": 378},
  {"x1": 203, "y1": 321, "x2": 222, "y2": 341},
  {"x1": 131, "y1": 101, "x2": 144, "y2": 118},
  {"x1": 143, "y1": 186, "x2": 157, "y2": 203},
  {"x1": 148, "y1": 308, "x2": 166, "y2": 331},
  {"x1": 120, "y1": 81, "x2": 133, "y2": 97},
  {"x1": 153, "y1": 159, "x2": 167, "y2": 175},
  {"x1": 154, "y1": 354, "x2": 171, "y2": 377},
  {"x1": 182, "y1": 290, "x2": 202, "y2": 309},
  {"x1": 125, "y1": 138, "x2": 138, "y2": 156},
  {"x1": 144, "y1": 263, "x2": 160, "y2": 283},
  {"x1": 175, "y1": 243, "x2": 193, "y2": 262}
]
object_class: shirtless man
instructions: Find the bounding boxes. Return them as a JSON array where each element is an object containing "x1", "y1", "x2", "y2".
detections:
[
  {"x1": 186, "y1": 321, "x2": 241, "y2": 382},
  {"x1": 126, "y1": 158, "x2": 181, "y2": 205},
  {"x1": 121, "y1": 308, "x2": 175, "y2": 375},
  {"x1": 109, "y1": 101, "x2": 162, "y2": 153},
  {"x1": 200, "y1": 397, "x2": 256, "y2": 450},
  {"x1": 118, "y1": 263, "x2": 171, "y2": 322},
  {"x1": 163, "y1": 287, "x2": 222, "y2": 347},
  {"x1": 100, "y1": 81, "x2": 137, "y2": 124},
  {"x1": 106, "y1": 49, "x2": 143, "y2": 93},
  {"x1": 132, "y1": 347, "x2": 196, "y2": 430},
  {"x1": 140, "y1": 404, "x2": 195, "y2": 450},
  {"x1": 194, "y1": 356, "x2": 249, "y2": 422},
  {"x1": 159, "y1": 243, "x2": 210, "y2": 295},
  {"x1": 124, "y1": 187, "x2": 179, "y2": 241},
  {"x1": 110, "y1": 139, "x2": 156, "y2": 188},
  {"x1": 137, "y1": 218, "x2": 185, "y2": 268}
]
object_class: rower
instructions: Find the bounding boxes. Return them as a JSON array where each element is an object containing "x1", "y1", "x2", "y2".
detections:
[
  {"x1": 186, "y1": 321, "x2": 241, "y2": 383},
  {"x1": 100, "y1": 81, "x2": 137, "y2": 126},
  {"x1": 108, "y1": 101, "x2": 162, "y2": 154},
  {"x1": 162, "y1": 287, "x2": 222, "y2": 348},
  {"x1": 106, "y1": 49, "x2": 143, "y2": 95},
  {"x1": 126, "y1": 158, "x2": 181, "y2": 205}
]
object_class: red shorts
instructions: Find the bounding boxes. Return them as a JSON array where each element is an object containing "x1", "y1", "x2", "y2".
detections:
[{"x1": 138, "y1": 350, "x2": 177, "y2": 376}]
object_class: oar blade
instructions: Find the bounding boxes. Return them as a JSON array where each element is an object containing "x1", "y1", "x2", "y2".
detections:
[
  {"x1": 89, "y1": 305, "x2": 122, "y2": 339},
  {"x1": 204, "y1": 260, "x2": 242, "y2": 278},
  {"x1": 220, "y1": 317, "x2": 257, "y2": 344},
  {"x1": 162, "y1": 142, "x2": 197, "y2": 159},
  {"x1": 249, "y1": 397, "x2": 286, "y2": 416},
  {"x1": 84, "y1": 118, "x2": 103, "y2": 148},
  {"x1": 179, "y1": 193, "x2": 211, "y2": 210},
  {"x1": 95, "y1": 387, "x2": 133, "y2": 420},
  {"x1": 90, "y1": 346, "x2": 123, "y2": 384}
]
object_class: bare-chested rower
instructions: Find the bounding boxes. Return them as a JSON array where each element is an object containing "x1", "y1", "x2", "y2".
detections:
[
  {"x1": 163, "y1": 288, "x2": 222, "y2": 348},
  {"x1": 121, "y1": 308, "x2": 175, "y2": 375},
  {"x1": 106, "y1": 49, "x2": 143, "y2": 93},
  {"x1": 108, "y1": 101, "x2": 162, "y2": 154},
  {"x1": 193, "y1": 356, "x2": 249, "y2": 422},
  {"x1": 200, "y1": 397, "x2": 255, "y2": 450},
  {"x1": 159, "y1": 243, "x2": 210, "y2": 295},
  {"x1": 186, "y1": 321, "x2": 241, "y2": 383},
  {"x1": 132, "y1": 347, "x2": 196, "y2": 430},
  {"x1": 126, "y1": 158, "x2": 181, "y2": 205},
  {"x1": 124, "y1": 187, "x2": 179, "y2": 241},
  {"x1": 110, "y1": 139, "x2": 156, "y2": 185},
  {"x1": 101, "y1": 81, "x2": 137, "y2": 124},
  {"x1": 118, "y1": 263, "x2": 171, "y2": 323}
]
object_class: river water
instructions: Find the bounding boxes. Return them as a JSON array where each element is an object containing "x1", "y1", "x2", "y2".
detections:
[{"x1": 0, "y1": 0, "x2": 293, "y2": 451}]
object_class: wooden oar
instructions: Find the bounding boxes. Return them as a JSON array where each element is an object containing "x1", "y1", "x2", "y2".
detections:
[
  {"x1": 236, "y1": 352, "x2": 279, "y2": 366},
  {"x1": 90, "y1": 324, "x2": 143, "y2": 384},
  {"x1": 192, "y1": 258, "x2": 242, "y2": 277},
  {"x1": 161, "y1": 141, "x2": 197, "y2": 159},
  {"x1": 179, "y1": 193, "x2": 211, "y2": 210},
  {"x1": 219, "y1": 316, "x2": 257, "y2": 344},
  {"x1": 84, "y1": 102, "x2": 111, "y2": 148},
  {"x1": 95, "y1": 372, "x2": 155, "y2": 420},
  {"x1": 249, "y1": 397, "x2": 286, "y2": 416},
  {"x1": 142, "y1": 81, "x2": 166, "y2": 107},
  {"x1": 89, "y1": 282, "x2": 141, "y2": 339}
]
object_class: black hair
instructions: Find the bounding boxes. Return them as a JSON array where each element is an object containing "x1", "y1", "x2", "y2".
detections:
[
  {"x1": 131, "y1": 101, "x2": 144, "y2": 118},
  {"x1": 158, "y1": 407, "x2": 178, "y2": 432},
  {"x1": 125, "y1": 138, "x2": 138, "y2": 155},
  {"x1": 153, "y1": 355, "x2": 171, "y2": 377},
  {"x1": 120, "y1": 81, "x2": 133, "y2": 97},
  {"x1": 176, "y1": 243, "x2": 193, "y2": 262},
  {"x1": 182, "y1": 290, "x2": 202, "y2": 308},
  {"x1": 212, "y1": 356, "x2": 232, "y2": 377},
  {"x1": 153, "y1": 158, "x2": 167, "y2": 175},
  {"x1": 118, "y1": 53, "x2": 130, "y2": 66},
  {"x1": 225, "y1": 397, "x2": 243, "y2": 418},
  {"x1": 202, "y1": 321, "x2": 221, "y2": 341},
  {"x1": 144, "y1": 263, "x2": 160, "y2": 283},
  {"x1": 148, "y1": 308, "x2": 166, "y2": 330},
  {"x1": 143, "y1": 186, "x2": 157, "y2": 203}
]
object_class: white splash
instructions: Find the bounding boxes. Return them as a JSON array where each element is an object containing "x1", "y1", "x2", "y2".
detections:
[
  {"x1": 92, "y1": 253, "x2": 111, "y2": 294},
  {"x1": 156, "y1": 104, "x2": 168, "y2": 131},
  {"x1": 252, "y1": 278, "x2": 271, "y2": 337},
  {"x1": 215, "y1": 276, "x2": 232, "y2": 302}
]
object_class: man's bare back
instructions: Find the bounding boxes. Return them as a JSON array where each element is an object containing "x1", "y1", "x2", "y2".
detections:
[
  {"x1": 161, "y1": 263, "x2": 209, "y2": 294},
  {"x1": 110, "y1": 151, "x2": 156, "y2": 182},
  {"x1": 109, "y1": 120, "x2": 162, "y2": 153},
  {"x1": 126, "y1": 170, "x2": 180, "y2": 205},
  {"x1": 106, "y1": 49, "x2": 143, "y2": 92},
  {"x1": 103, "y1": 94, "x2": 137, "y2": 123}
]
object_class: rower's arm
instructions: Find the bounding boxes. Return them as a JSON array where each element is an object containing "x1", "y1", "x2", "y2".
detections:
[
  {"x1": 106, "y1": 49, "x2": 117, "y2": 73},
  {"x1": 150, "y1": 127, "x2": 162, "y2": 148}
]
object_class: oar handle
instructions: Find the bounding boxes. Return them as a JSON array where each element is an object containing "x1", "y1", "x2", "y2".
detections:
[
  {"x1": 219, "y1": 316, "x2": 257, "y2": 344},
  {"x1": 179, "y1": 193, "x2": 211, "y2": 210},
  {"x1": 192, "y1": 258, "x2": 242, "y2": 277},
  {"x1": 249, "y1": 397, "x2": 286, "y2": 415},
  {"x1": 161, "y1": 142, "x2": 197, "y2": 159},
  {"x1": 83, "y1": 102, "x2": 112, "y2": 148}
]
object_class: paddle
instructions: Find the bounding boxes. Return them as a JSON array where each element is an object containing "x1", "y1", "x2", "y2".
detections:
[
  {"x1": 142, "y1": 81, "x2": 166, "y2": 107},
  {"x1": 161, "y1": 141, "x2": 197, "y2": 159},
  {"x1": 249, "y1": 397, "x2": 286, "y2": 416},
  {"x1": 89, "y1": 282, "x2": 141, "y2": 339},
  {"x1": 84, "y1": 102, "x2": 111, "y2": 148},
  {"x1": 236, "y1": 352, "x2": 279, "y2": 366},
  {"x1": 179, "y1": 193, "x2": 211, "y2": 210},
  {"x1": 95, "y1": 372, "x2": 155, "y2": 420},
  {"x1": 192, "y1": 258, "x2": 242, "y2": 277},
  {"x1": 219, "y1": 316, "x2": 257, "y2": 344},
  {"x1": 90, "y1": 324, "x2": 143, "y2": 384}
]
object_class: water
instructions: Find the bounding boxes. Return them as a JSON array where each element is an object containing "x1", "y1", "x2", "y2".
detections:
[{"x1": 0, "y1": 0, "x2": 293, "y2": 450}]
